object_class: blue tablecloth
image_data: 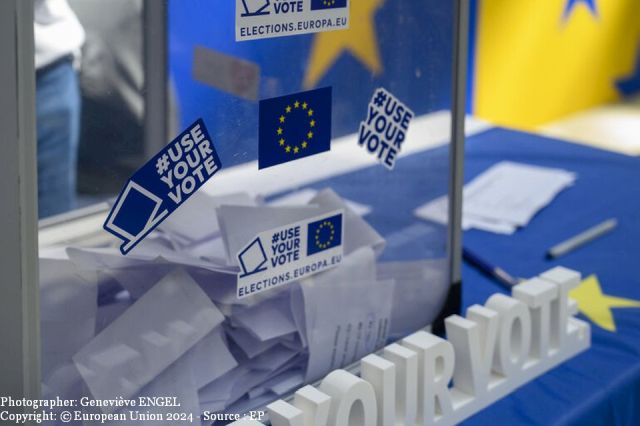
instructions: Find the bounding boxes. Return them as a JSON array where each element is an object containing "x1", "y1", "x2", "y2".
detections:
[
  {"x1": 303, "y1": 125, "x2": 640, "y2": 425},
  {"x1": 459, "y1": 128, "x2": 640, "y2": 426}
]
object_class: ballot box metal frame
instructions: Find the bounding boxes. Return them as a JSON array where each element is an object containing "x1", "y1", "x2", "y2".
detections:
[{"x1": 0, "y1": 0, "x2": 469, "y2": 404}]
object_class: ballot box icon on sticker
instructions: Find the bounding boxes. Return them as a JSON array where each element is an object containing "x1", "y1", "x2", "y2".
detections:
[
  {"x1": 238, "y1": 237, "x2": 269, "y2": 277},
  {"x1": 241, "y1": 0, "x2": 271, "y2": 16},
  {"x1": 104, "y1": 181, "x2": 169, "y2": 254}
]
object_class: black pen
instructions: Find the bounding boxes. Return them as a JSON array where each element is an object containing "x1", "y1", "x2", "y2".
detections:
[{"x1": 462, "y1": 247, "x2": 520, "y2": 289}]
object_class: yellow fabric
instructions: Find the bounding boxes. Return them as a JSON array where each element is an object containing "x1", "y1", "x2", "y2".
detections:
[{"x1": 474, "y1": 0, "x2": 640, "y2": 129}]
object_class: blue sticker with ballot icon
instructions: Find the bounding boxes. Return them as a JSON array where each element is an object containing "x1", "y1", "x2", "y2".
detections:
[{"x1": 104, "y1": 119, "x2": 222, "y2": 254}]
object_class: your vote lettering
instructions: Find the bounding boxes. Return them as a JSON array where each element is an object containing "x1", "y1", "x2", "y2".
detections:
[
  {"x1": 273, "y1": 0, "x2": 304, "y2": 14},
  {"x1": 271, "y1": 226, "x2": 301, "y2": 267},
  {"x1": 358, "y1": 88, "x2": 415, "y2": 171},
  {"x1": 158, "y1": 124, "x2": 220, "y2": 204}
]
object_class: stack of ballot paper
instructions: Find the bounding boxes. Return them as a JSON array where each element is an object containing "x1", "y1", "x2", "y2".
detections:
[
  {"x1": 38, "y1": 188, "x2": 450, "y2": 423},
  {"x1": 414, "y1": 161, "x2": 576, "y2": 234}
]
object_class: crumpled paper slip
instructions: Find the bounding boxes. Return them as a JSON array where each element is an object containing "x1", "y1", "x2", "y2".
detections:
[
  {"x1": 73, "y1": 268, "x2": 224, "y2": 410},
  {"x1": 159, "y1": 191, "x2": 257, "y2": 244},
  {"x1": 301, "y1": 247, "x2": 393, "y2": 382}
]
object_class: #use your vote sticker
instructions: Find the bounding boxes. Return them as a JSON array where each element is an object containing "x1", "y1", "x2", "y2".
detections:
[
  {"x1": 104, "y1": 119, "x2": 222, "y2": 254},
  {"x1": 358, "y1": 87, "x2": 415, "y2": 170},
  {"x1": 236, "y1": 210, "x2": 344, "y2": 298}
]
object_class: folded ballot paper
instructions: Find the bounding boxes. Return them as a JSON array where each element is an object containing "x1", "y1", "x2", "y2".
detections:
[
  {"x1": 40, "y1": 187, "x2": 449, "y2": 421},
  {"x1": 414, "y1": 161, "x2": 576, "y2": 234}
]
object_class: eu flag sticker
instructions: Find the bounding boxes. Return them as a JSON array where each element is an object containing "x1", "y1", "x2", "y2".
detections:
[
  {"x1": 259, "y1": 87, "x2": 332, "y2": 170},
  {"x1": 311, "y1": 0, "x2": 347, "y2": 10},
  {"x1": 307, "y1": 213, "x2": 343, "y2": 256}
]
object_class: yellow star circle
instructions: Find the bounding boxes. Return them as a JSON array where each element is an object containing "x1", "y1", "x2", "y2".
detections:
[
  {"x1": 277, "y1": 99, "x2": 315, "y2": 155},
  {"x1": 314, "y1": 220, "x2": 336, "y2": 249}
]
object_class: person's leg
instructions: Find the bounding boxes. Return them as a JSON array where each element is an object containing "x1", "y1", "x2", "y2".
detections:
[{"x1": 36, "y1": 58, "x2": 81, "y2": 218}]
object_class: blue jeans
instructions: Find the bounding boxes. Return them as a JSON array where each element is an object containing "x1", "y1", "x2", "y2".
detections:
[{"x1": 36, "y1": 58, "x2": 81, "y2": 218}]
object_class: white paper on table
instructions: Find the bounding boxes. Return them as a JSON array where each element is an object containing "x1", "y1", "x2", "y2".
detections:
[
  {"x1": 40, "y1": 259, "x2": 98, "y2": 381},
  {"x1": 188, "y1": 326, "x2": 238, "y2": 390},
  {"x1": 159, "y1": 192, "x2": 257, "y2": 243},
  {"x1": 73, "y1": 268, "x2": 224, "y2": 410},
  {"x1": 377, "y1": 259, "x2": 449, "y2": 340},
  {"x1": 463, "y1": 161, "x2": 575, "y2": 226},
  {"x1": 414, "y1": 194, "x2": 517, "y2": 234},
  {"x1": 309, "y1": 189, "x2": 385, "y2": 256},
  {"x1": 217, "y1": 204, "x2": 323, "y2": 265},
  {"x1": 301, "y1": 247, "x2": 393, "y2": 382},
  {"x1": 414, "y1": 162, "x2": 575, "y2": 234},
  {"x1": 270, "y1": 188, "x2": 372, "y2": 217}
]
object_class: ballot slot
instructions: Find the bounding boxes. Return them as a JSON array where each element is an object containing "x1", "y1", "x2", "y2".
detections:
[{"x1": 37, "y1": 0, "x2": 462, "y2": 422}]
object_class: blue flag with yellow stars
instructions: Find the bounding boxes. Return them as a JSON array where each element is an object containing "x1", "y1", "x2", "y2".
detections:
[
  {"x1": 258, "y1": 87, "x2": 332, "y2": 170},
  {"x1": 310, "y1": 0, "x2": 347, "y2": 11},
  {"x1": 307, "y1": 213, "x2": 342, "y2": 256}
]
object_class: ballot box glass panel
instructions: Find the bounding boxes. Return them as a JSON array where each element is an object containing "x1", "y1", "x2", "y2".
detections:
[{"x1": 38, "y1": 0, "x2": 460, "y2": 421}]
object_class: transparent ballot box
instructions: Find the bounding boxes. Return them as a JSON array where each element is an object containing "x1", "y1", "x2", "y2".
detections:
[{"x1": 37, "y1": 0, "x2": 465, "y2": 423}]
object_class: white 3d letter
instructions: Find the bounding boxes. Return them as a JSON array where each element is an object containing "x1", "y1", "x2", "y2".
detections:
[
  {"x1": 540, "y1": 267, "x2": 581, "y2": 350},
  {"x1": 513, "y1": 278, "x2": 557, "y2": 359},
  {"x1": 293, "y1": 385, "x2": 331, "y2": 426},
  {"x1": 445, "y1": 304, "x2": 498, "y2": 396},
  {"x1": 402, "y1": 331, "x2": 455, "y2": 426},
  {"x1": 486, "y1": 294, "x2": 532, "y2": 377},
  {"x1": 268, "y1": 400, "x2": 305, "y2": 426},
  {"x1": 319, "y1": 370, "x2": 378, "y2": 426},
  {"x1": 383, "y1": 343, "x2": 418, "y2": 426},
  {"x1": 361, "y1": 354, "x2": 396, "y2": 426}
]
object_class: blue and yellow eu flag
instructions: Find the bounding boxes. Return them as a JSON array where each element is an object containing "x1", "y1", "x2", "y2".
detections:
[
  {"x1": 307, "y1": 213, "x2": 342, "y2": 256},
  {"x1": 311, "y1": 0, "x2": 347, "y2": 11},
  {"x1": 259, "y1": 87, "x2": 332, "y2": 170}
]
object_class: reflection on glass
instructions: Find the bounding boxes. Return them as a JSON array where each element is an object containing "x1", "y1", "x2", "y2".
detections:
[{"x1": 38, "y1": 0, "x2": 457, "y2": 423}]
